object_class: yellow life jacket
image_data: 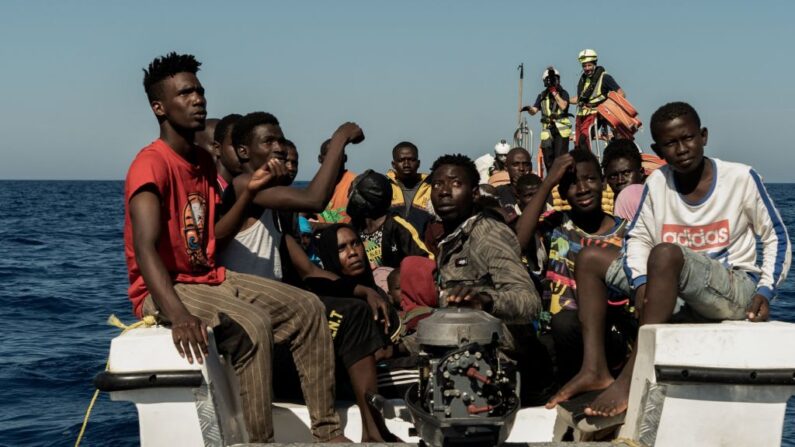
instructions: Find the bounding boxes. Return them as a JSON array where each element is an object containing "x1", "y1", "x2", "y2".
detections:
[
  {"x1": 540, "y1": 92, "x2": 573, "y2": 140},
  {"x1": 551, "y1": 184, "x2": 615, "y2": 214},
  {"x1": 577, "y1": 68, "x2": 607, "y2": 116},
  {"x1": 386, "y1": 170, "x2": 433, "y2": 213}
]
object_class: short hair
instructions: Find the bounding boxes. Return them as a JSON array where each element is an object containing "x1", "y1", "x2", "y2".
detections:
[
  {"x1": 601, "y1": 139, "x2": 642, "y2": 172},
  {"x1": 516, "y1": 173, "x2": 542, "y2": 190},
  {"x1": 506, "y1": 147, "x2": 530, "y2": 162},
  {"x1": 143, "y1": 52, "x2": 201, "y2": 102},
  {"x1": 650, "y1": 102, "x2": 701, "y2": 141},
  {"x1": 392, "y1": 141, "x2": 418, "y2": 159},
  {"x1": 282, "y1": 139, "x2": 296, "y2": 150},
  {"x1": 214, "y1": 113, "x2": 242, "y2": 143},
  {"x1": 559, "y1": 149, "x2": 602, "y2": 193},
  {"x1": 430, "y1": 154, "x2": 480, "y2": 186},
  {"x1": 319, "y1": 138, "x2": 332, "y2": 156},
  {"x1": 231, "y1": 112, "x2": 280, "y2": 148}
]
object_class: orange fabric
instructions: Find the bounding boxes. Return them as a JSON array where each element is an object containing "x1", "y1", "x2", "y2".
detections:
[
  {"x1": 488, "y1": 170, "x2": 510, "y2": 187},
  {"x1": 318, "y1": 170, "x2": 357, "y2": 223},
  {"x1": 641, "y1": 153, "x2": 667, "y2": 176}
]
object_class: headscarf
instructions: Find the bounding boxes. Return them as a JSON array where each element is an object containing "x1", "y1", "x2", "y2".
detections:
[
  {"x1": 613, "y1": 183, "x2": 644, "y2": 221},
  {"x1": 317, "y1": 223, "x2": 377, "y2": 288}
]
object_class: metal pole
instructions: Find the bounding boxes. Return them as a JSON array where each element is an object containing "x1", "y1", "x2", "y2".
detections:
[{"x1": 517, "y1": 64, "x2": 524, "y2": 127}]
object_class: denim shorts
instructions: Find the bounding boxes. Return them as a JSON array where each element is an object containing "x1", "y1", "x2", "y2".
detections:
[{"x1": 605, "y1": 245, "x2": 757, "y2": 321}]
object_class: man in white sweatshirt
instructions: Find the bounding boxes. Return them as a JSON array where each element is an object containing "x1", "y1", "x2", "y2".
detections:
[{"x1": 546, "y1": 101, "x2": 791, "y2": 418}]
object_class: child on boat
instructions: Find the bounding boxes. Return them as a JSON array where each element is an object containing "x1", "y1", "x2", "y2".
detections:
[
  {"x1": 546, "y1": 101, "x2": 792, "y2": 417},
  {"x1": 513, "y1": 149, "x2": 633, "y2": 385}
]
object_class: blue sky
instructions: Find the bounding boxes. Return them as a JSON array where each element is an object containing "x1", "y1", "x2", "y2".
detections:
[{"x1": 0, "y1": 0, "x2": 793, "y2": 181}]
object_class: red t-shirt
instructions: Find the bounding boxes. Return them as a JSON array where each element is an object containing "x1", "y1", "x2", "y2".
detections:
[{"x1": 124, "y1": 139, "x2": 225, "y2": 318}]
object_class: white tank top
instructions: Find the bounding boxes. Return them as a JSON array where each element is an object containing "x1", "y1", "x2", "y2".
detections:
[{"x1": 218, "y1": 208, "x2": 283, "y2": 280}]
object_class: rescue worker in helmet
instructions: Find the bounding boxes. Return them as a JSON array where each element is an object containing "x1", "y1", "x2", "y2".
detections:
[
  {"x1": 521, "y1": 66, "x2": 572, "y2": 171},
  {"x1": 570, "y1": 49, "x2": 625, "y2": 150}
]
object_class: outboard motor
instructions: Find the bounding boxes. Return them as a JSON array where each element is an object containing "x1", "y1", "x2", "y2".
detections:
[{"x1": 405, "y1": 308, "x2": 519, "y2": 447}]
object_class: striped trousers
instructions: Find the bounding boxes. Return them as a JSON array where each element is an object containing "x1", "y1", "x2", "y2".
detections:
[{"x1": 143, "y1": 270, "x2": 341, "y2": 442}]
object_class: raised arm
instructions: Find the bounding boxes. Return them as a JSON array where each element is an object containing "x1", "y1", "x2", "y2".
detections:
[
  {"x1": 129, "y1": 186, "x2": 208, "y2": 364},
  {"x1": 251, "y1": 122, "x2": 364, "y2": 212},
  {"x1": 515, "y1": 153, "x2": 574, "y2": 249},
  {"x1": 215, "y1": 158, "x2": 284, "y2": 241}
]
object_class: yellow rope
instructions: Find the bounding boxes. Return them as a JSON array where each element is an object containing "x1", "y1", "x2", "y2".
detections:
[{"x1": 74, "y1": 314, "x2": 157, "y2": 447}]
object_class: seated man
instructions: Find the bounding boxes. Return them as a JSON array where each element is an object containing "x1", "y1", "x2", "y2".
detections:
[
  {"x1": 495, "y1": 147, "x2": 533, "y2": 208},
  {"x1": 514, "y1": 150, "x2": 632, "y2": 384},
  {"x1": 210, "y1": 113, "x2": 243, "y2": 193},
  {"x1": 601, "y1": 139, "x2": 645, "y2": 198},
  {"x1": 387, "y1": 141, "x2": 434, "y2": 230},
  {"x1": 347, "y1": 170, "x2": 434, "y2": 269},
  {"x1": 429, "y1": 154, "x2": 554, "y2": 404},
  {"x1": 547, "y1": 101, "x2": 791, "y2": 417},
  {"x1": 125, "y1": 53, "x2": 345, "y2": 442},
  {"x1": 216, "y1": 113, "x2": 396, "y2": 442}
]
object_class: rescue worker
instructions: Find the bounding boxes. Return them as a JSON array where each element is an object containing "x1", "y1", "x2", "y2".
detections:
[
  {"x1": 570, "y1": 49, "x2": 625, "y2": 150},
  {"x1": 521, "y1": 66, "x2": 572, "y2": 171}
]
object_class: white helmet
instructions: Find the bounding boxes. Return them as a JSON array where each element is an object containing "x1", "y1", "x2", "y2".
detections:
[
  {"x1": 542, "y1": 66, "x2": 560, "y2": 81},
  {"x1": 578, "y1": 49, "x2": 598, "y2": 64},
  {"x1": 494, "y1": 139, "x2": 511, "y2": 155}
]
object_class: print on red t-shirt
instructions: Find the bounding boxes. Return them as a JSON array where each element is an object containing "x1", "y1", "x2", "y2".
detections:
[{"x1": 123, "y1": 139, "x2": 225, "y2": 318}]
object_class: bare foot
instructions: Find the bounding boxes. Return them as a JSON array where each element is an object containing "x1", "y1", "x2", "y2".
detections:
[
  {"x1": 584, "y1": 374, "x2": 630, "y2": 417},
  {"x1": 327, "y1": 434, "x2": 352, "y2": 443},
  {"x1": 546, "y1": 369, "x2": 614, "y2": 409}
]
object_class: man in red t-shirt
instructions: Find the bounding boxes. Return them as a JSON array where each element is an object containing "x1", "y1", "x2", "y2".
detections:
[{"x1": 124, "y1": 52, "x2": 346, "y2": 443}]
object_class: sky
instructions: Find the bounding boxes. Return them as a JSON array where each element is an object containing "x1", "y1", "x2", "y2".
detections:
[{"x1": 0, "y1": 0, "x2": 793, "y2": 182}]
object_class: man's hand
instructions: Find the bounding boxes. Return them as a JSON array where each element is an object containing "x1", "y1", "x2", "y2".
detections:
[
  {"x1": 355, "y1": 285, "x2": 391, "y2": 334},
  {"x1": 332, "y1": 122, "x2": 365, "y2": 145},
  {"x1": 247, "y1": 158, "x2": 288, "y2": 193},
  {"x1": 170, "y1": 311, "x2": 209, "y2": 364},
  {"x1": 545, "y1": 153, "x2": 575, "y2": 186},
  {"x1": 520, "y1": 105, "x2": 532, "y2": 113},
  {"x1": 445, "y1": 285, "x2": 494, "y2": 312},
  {"x1": 746, "y1": 294, "x2": 770, "y2": 322}
]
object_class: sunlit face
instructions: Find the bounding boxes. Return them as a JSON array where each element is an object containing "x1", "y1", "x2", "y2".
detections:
[
  {"x1": 152, "y1": 72, "x2": 207, "y2": 131},
  {"x1": 431, "y1": 164, "x2": 477, "y2": 224},
  {"x1": 246, "y1": 124, "x2": 286, "y2": 170},
  {"x1": 336, "y1": 227, "x2": 367, "y2": 277},
  {"x1": 651, "y1": 115, "x2": 707, "y2": 175},
  {"x1": 604, "y1": 157, "x2": 643, "y2": 195},
  {"x1": 564, "y1": 161, "x2": 603, "y2": 214}
]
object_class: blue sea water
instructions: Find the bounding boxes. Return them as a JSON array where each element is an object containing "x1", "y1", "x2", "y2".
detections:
[{"x1": 0, "y1": 180, "x2": 793, "y2": 447}]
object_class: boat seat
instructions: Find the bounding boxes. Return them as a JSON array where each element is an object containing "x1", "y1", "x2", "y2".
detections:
[
  {"x1": 620, "y1": 321, "x2": 795, "y2": 446},
  {"x1": 95, "y1": 326, "x2": 248, "y2": 447}
]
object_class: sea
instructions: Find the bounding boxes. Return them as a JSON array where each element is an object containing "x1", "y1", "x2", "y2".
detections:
[{"x1": 0, "y1": 180, "x2": 793, "y2": 447}]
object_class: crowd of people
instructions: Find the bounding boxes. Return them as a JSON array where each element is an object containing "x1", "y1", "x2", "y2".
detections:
[{"x1": 123, "y1": 51, "x2": 791, "y2": 443}]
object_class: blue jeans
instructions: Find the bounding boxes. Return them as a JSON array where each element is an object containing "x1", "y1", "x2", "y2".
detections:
[{"x1": 605, "y1": 245, "x2": 757, "y2": 321}]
